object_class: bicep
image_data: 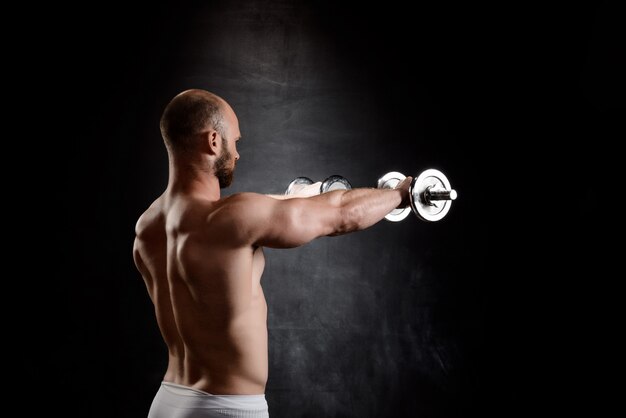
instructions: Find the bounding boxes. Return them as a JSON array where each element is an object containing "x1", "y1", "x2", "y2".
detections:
[{"x1": 245, "y1": 195, "x2": 345, "y2": 248}]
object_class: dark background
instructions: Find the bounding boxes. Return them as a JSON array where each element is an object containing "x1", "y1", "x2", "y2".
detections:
[{"x1": 20, "y1": 0, "x2": 618, "y2": 417}]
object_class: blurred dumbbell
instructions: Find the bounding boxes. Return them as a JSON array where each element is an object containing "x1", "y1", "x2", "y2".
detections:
[{"x1": 285, "y1": 175, "x2": 352, "y2": 195}]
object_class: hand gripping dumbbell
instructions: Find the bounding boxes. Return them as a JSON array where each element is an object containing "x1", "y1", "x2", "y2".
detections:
[
  {"x1": 377, "y1": 169, "x2": 457, "y2": 222},
  {"x1": 285, "y1": 175, "x2": 352, "y2": 195}
]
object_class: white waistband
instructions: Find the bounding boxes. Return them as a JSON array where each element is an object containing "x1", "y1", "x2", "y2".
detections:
[{"x1": 160, "y1": 382, "x2": 268, "y2": 410}]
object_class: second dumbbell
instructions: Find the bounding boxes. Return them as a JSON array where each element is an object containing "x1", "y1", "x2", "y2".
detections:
[{"x1": 285, "y1": 175, "x2": 352, "y2": 195}]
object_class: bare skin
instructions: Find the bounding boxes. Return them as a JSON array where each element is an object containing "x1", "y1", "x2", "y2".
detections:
[{"x1": 133, "y1": 90, "x2": 412, "y2": 395}]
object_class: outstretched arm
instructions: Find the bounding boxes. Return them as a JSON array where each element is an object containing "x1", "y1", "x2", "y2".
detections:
[{"x1": 229, "y1": 177, "x2": 412, "y2": 248}]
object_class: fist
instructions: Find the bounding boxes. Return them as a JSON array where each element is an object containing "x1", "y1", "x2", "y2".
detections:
[{"x1": 395, "y1": 176, "x2": 412, "y2": 208}]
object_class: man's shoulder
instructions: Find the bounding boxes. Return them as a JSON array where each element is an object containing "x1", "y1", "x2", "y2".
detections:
[
  {"x1": 212, "y1": 192, "x2": 277, "y2": 226},
  {"x1": 135, "y1": 197, "x2": 164, "y2": 237},
  {"x1": 219, "y1": 192, "x2": 273, "y2": 210}
]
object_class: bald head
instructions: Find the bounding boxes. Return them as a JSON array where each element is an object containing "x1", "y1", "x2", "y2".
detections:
[{"x1": 160, "y1": 89, "x2": 226, "y2": 152}]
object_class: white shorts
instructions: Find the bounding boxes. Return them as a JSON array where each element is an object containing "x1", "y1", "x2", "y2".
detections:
[{"x1": 148, "y1": 382, "x2": 270, "y2": 418}]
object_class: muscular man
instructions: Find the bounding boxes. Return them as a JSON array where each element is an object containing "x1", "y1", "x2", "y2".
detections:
[{"x1": 133, "y1": 89, "x2": 412, "y2": 417}]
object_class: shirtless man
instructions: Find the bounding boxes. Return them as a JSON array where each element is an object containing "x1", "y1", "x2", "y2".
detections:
[{"x1": 133, "y1": 89, "x2": 412, "y2": 417}]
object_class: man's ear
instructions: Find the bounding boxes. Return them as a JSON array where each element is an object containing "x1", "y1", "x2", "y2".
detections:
[{"x1": 204, "y1": 130, "x2": 220, "y2": 156}]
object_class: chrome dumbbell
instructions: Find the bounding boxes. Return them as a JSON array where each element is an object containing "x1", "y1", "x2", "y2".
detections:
[
  {"x1": 377, "y1": 169, "x2": 457, "y2": 222},
  {"x1": 285, "y1": 175, "x2": 352, "y2": 195}
]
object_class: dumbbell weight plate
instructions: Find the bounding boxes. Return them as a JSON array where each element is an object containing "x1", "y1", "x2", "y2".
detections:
[
  {"x1": 377, "y1": 171, "x2": 412, "y2": 222},
  {"x1": 410, "y1": 169, "x2": 454, "y2": 222},
  {"x1": 320, "y1": 175, "x2": 352, "y2": 193},
  {"x1": 285, "y1": 176, "x2": 314, "y2": 195}
]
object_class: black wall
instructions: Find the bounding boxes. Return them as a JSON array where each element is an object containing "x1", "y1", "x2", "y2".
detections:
[{"x1": 25, "y1": 1, "x2": 617, "y2": 417}]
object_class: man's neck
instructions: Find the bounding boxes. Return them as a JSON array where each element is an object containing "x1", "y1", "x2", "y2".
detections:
[{"x1": 167, "y1": 158, "x2": 221, "y2": 201}]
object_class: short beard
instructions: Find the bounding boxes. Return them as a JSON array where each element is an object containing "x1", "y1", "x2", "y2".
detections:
[{"x1": 214, "y1": 138, "x2": 234, "y2": 188}]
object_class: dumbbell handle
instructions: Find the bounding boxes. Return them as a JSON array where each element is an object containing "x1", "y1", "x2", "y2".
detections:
[{"x1": 424, "y1": 187, "x2": 457, "y2": 203}]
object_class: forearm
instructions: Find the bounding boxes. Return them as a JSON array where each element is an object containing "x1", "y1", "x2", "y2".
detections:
[{"x1": 313, "y1": 187, "x2": 406, "y2": 233}]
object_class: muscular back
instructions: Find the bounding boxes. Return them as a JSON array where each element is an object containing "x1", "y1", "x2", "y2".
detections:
[
  {"x1": 133, "y1": 192, "x2": 269, "y2": 395},
  {"x1": 133, "y1": 186, "x2": 404, "y2": 395}
]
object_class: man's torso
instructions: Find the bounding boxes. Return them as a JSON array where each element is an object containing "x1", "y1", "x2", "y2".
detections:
[{"x1": 133, "y1": 192, "x2": 268, "y2": 394}]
